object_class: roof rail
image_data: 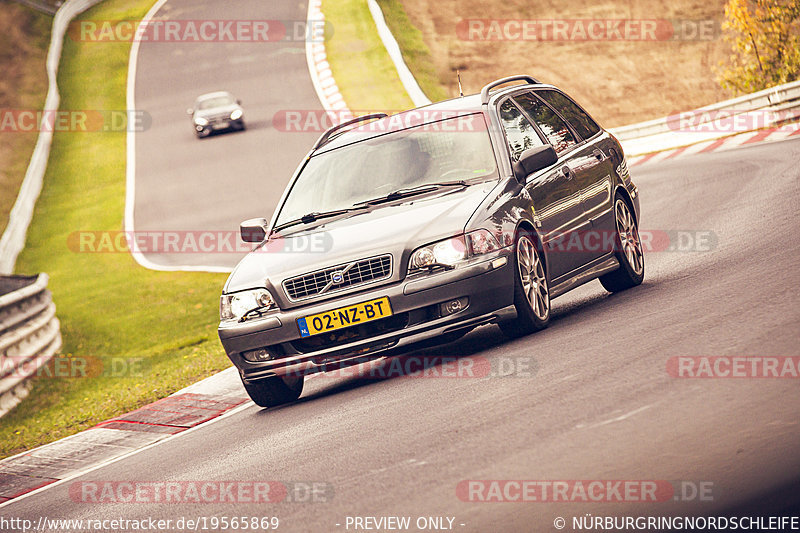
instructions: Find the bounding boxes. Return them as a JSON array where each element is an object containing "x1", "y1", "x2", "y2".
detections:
[
  {"x1": 480, "y1": 75, "x2": 540, "y2": 104},
  {"x1": 312, "y1": 113, "x2": 389, "y2": 150}
]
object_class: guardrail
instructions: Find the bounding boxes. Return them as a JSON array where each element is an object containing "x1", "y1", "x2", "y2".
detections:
[
  {"x1": 0, "y1": 274, "x2": 61, "y2": 418},
  {"x1": 611, "y1": 80, "x2": 800, "y2": 156}
]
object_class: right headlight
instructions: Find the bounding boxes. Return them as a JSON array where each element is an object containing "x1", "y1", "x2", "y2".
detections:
[
  {"x1": 194, "y1": 116, "x2": 209, "y2": 126},
  {"x1": 220, "y1": 288, "x2": 277, "y2": 322}
]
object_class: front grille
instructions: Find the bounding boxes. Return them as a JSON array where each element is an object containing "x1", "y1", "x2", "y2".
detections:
[{"x1": 283, "y1": 254, "x2": 392, "y2": 301}]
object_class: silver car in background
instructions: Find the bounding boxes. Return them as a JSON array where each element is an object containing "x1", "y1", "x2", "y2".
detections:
[{"x1": 187, "y1": 91, "x2": 245, "y2": 138}]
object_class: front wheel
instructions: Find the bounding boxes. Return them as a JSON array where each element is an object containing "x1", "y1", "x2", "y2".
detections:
[
  {"x1": 241, "y1": 374, "x2": 304, "y2": 408},
  {"x1": 599, "y1": 195, "x2": 644, "y2": 292},
  {"x1": 499, "y1": 231, "x2": 550, "y2": 338}
]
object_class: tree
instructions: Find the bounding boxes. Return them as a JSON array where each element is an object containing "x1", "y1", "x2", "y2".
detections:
[{"x1": 718, "y1": 0, "x2": 800, "y2": 93}]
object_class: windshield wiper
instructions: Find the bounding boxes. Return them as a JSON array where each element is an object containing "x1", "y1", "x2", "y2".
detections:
[
  {"x1": 273, "y1": 206, "x2": 368, "y2": 232},
  {"x1": 354, "y1": 180, "x2": 468, "y2": 207}
]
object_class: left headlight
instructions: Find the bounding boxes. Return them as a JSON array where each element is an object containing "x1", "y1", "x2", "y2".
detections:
[
  {"x1": 194, "y1": 116, "x2": 209, "y2": 126},
  {"x1": 230, "y1": 109, "x2": 243, "y2": 120},
  {"x1": 220, "y1": 288, "x2": 277, "y2": 321}
]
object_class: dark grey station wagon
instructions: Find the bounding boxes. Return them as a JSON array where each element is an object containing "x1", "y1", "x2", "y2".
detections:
[{"x1": 218, "y1": 75, "x2": 644, "y2": 407}]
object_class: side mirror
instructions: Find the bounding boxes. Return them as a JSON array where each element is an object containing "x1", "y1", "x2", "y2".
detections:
[
  {"x1": 186, "y1": 108, "x2": 194, "y2": 115},
  {"x1": 513, "y1": 145, "x2": 558, "y2": 182},
  {"x1": 237, "y1": 99, "x2": 242, "y2": 105},
  {"x1": 240, "y1": 217, "x2": 269, "y2": 243}
]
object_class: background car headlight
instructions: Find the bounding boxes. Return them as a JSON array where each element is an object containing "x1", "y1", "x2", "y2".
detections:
[
  {"x1": 194, "y1": 116, "x2": 209, "y2": 126},
  {"x1": 220, "y1": 288, "x2": 276, "y2": 321},
  {"x1": 409, "y1": 236, "x2": 467, "y2": 270},
  {"x1": 230, "y1": 109, "x2": 243, "y2": 120}
]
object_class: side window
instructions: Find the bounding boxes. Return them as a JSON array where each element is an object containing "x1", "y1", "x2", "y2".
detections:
[
  {"x1": 498, "y1": 99, "x2": 544, "y2": 162},
  {"x1": 536, "y1": 90, "x2": 601, "y2": 140},
  {"x1": 513, "y1": 92, "x2": 577, "y2": 155}
]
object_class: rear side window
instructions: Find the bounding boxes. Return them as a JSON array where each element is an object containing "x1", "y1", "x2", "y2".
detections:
[
  {"x1": 513, "y1": 92, "x2": 577, "y2": 155},
  {"x1": 536, "y1": 90, "x2": 601, "y2": 140},
  {"x1": 498, "y1": 99, "x2": 544, "y2": 162}
]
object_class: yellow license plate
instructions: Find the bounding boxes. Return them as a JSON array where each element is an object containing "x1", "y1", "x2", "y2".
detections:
[{"x1": 297, "y1": 297, "x2": 392, "y2": 338}]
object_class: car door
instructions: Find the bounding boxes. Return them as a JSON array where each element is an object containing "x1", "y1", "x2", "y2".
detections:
[
  {"x1": 497, "y1": 98, "x2": 584, "y2": 279},
  {"x1": 513, "y1": 91, "x2": 612, "y2": 268},
  {"x1": 535, "y1": 90, "x2": 617, "y2": 253}
]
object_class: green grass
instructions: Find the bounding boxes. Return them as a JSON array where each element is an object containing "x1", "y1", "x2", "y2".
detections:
[
  {"x1": 322, "y1": 0, "x2": 416, "y2": 112},
  {"x1": 0, "y1": 0, "x2": 230, "y2": 459},
  {"x1": 375, "y1": 0, "x2": 449, "y2": 103}
]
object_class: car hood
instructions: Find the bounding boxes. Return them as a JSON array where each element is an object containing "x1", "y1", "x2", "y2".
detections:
[
  {"x1": 224, "y1": 182, "x2": 498, "y2": 297},
  {"x1": 194, "y1": 104, "x2": 241, "y2": 118}
]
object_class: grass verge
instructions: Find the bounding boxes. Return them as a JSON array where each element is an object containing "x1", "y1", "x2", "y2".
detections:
[
  {"x1": 0, "y1": 0, "x2": 230, "y2": 459},
  {"x1": 0, "y1": 3, "x2": 52, "y2": 235},
  {"x1": 322, "y1": 0, "x2": 416, "y2": 112},
  {"x1": 375, "y1": 0, "x2": 449, "y2": 103}
]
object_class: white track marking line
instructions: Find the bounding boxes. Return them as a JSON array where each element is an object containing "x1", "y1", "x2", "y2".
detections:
[{"x1": 575, "y1": 404, "x2": 653, "y2": 430}]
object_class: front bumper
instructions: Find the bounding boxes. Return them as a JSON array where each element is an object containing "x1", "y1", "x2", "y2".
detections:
[
  {"x1": 195, "y1": 118, "x2": 244, "y2": 133},
  {"x1": 218, "y1": 252, "x2": 515, "y2": 382}
]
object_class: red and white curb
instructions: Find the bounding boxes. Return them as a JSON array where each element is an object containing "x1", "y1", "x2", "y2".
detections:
[
  {"x1": 627, "y1": 123, "x2": 800, "y2": 167},
  {"x1": 306, "y1": 0, "x2": 350, "y2": 115},
  {"x1": 0, "y1": 367, "x2": 248, "y2": 505}
]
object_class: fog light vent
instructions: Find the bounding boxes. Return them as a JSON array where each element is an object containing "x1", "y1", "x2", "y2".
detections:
[
  {"x1": 439, "y1": 297, "x2": 469, "y2": 317},
  {"x1": 242, "y1": 348, "x2": 272, "y2": 362}
]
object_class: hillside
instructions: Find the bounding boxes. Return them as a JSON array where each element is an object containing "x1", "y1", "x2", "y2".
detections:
[
  {"x1": 391, "y1": 0, "x2": 732, "y2": 127},
  {"x1": 0, "y1": 1, "x2": 52, "y2": 235}
]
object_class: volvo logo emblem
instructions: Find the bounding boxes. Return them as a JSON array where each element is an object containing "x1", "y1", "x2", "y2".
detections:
[{"x1": 330, "y1": 270, "x2": 344, "y2": 284}]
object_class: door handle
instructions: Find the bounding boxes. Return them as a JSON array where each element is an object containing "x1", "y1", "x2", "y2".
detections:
[
  {"x1": 560, "y1": 165, "x2": 572, "y2": 180},
  {"x1": 592, "y1": 149, "x2": 606, "y2": 161}
]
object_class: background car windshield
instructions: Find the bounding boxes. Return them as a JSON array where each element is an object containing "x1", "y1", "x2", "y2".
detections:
[
  {"x1": 197, "y1": 95, "x2": 234, "y2": 109},
  {"x1": 275, "y1": 114, "x2": 498, "y2": 226}
]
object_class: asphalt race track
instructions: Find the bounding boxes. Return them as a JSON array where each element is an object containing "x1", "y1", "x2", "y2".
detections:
[
  {"x1": 132, "y1": 0, "x2": 322, "y2": 269},
  {"x1": 7, "y1": 134, "x2": 800, "y2": 528}
]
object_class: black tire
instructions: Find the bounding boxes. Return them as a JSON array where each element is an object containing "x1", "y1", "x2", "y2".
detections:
[
  {"x1": 241, "y1": 374, "x2": 304, "y2": 408},
  {"x1": 599, "y1": 194, "x2": 645, "y2": 292},
  {"x1": 499, "y1": 230, "x2": 550, "y2": 338}
]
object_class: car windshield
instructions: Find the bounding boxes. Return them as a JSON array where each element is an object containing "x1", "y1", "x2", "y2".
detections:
[
  {"x1": 274, "y1": 114, "x2": 498, "y2": 227},
  {"x1": 197, "y1": 95, "x2": 234, "y2": 109}
]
